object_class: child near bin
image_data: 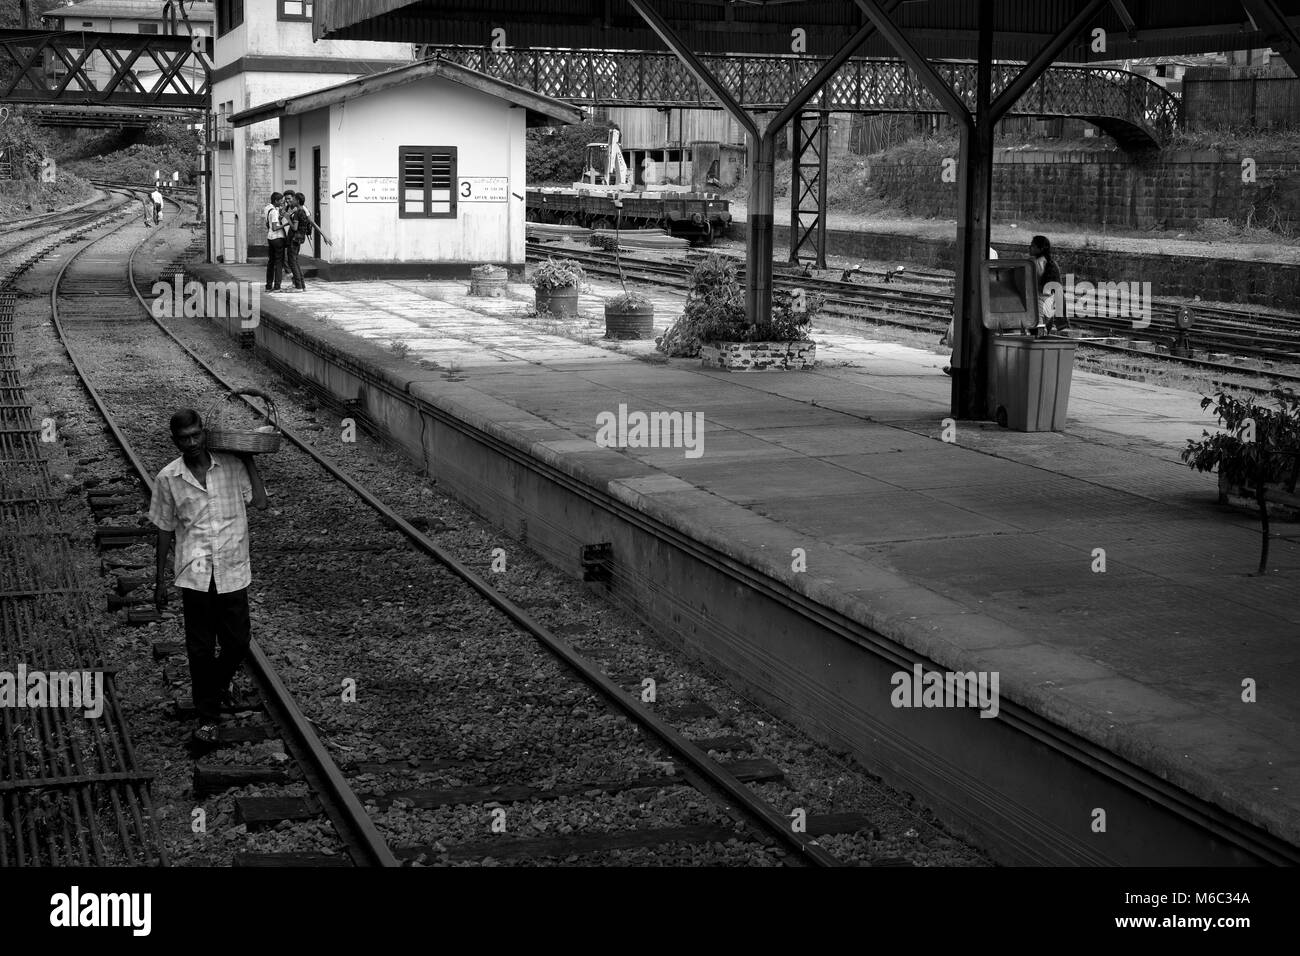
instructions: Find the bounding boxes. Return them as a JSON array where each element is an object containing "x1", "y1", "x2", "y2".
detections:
[{"x1": 1030, "y1": 234, "x2": 1068, "y2": 335}]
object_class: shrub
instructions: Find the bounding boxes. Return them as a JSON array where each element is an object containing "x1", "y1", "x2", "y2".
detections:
[
  {"x1": 606, "y1": 291, "x2": 652, "y2": 311},
  {"x1": 656, "y1": 255, "x2": 819, "y2": 356},
  {"x1": 530, "y1": 257, "x2": 586, "y2": 292},
  {"x1": 1182, "y1": 388, "x2": 1300, "y2": 574}
]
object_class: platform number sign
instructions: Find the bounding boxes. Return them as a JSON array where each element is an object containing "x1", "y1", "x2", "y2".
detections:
[{"x1": 459, "y1": 177, "x2": 508, "y2": 202}]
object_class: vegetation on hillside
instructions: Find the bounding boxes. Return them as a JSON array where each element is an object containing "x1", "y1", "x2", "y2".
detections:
[
  {"x1": 526, "y1": 120, "x2": 616, "y2": 185},
  {"x1": 60, "y1": 120, "x2": 201, "y2": 186}
]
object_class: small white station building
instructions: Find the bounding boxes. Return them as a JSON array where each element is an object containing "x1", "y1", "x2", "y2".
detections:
[{"x1": 229, "y1": 58, "x2": 582, "y2": 279}]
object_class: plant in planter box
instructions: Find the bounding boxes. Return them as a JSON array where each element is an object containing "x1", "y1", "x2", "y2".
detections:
[
  {"x1": 531, "y1": 257, "x2": 587, "y2": 318},
  {"x1": 1182, "y1": 388, "x2": 1300, "y2": 574},
  {"x1": 657, "y1": 255, "x2": 824, "y2": 357},
  {"x1": 656, "y1": 254, "x2": 746, "y2": 357},
  {"x1": 604, "y1": 290, "x2": 655, "y2": 340}
]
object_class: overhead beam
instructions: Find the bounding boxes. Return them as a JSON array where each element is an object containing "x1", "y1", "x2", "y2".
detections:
[
  {"x1": 990, "y1": 0, "x2": 1111, "y2": 123},
  {"x1": 1110, "y1": 0, "x2": 1138, "y2": 40},
  {"x1": 1239, "y1": 0, "x2": 1300, "y2": 76}
]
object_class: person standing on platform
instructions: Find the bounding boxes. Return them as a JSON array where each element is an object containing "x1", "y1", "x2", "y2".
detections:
[
  {"x1": 641, "y1": 155, "x2": 657, "y2": 187},
  {"x1": 1030, "y1": 234, "x2": 1067, "y2": 334},
  {"x1": 943, "y1": 246, "x2": 998, "y2": 376},
  {"x1": 150, "y1": 405, "x2": 269, "y2": 747},
  {"x1": 294, "y1": 192, "x2": 332, "y2": 250},
  {"x1": 280, "y1": 193, "x2": 304, "y2": 293},
  {"x1": 264, "y1": 191, "x2": 287, "y2": 292}
]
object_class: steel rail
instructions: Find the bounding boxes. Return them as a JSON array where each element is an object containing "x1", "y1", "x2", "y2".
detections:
[
  {"x1": 528, "y1": 243, "x2": 1300, "y2": 389},
  {"x1": 131, "y1": 256, "x2": 842, "y2": 867},
  {"x1": 41, "y1": 189, "x2": 398, "y2": 867}
]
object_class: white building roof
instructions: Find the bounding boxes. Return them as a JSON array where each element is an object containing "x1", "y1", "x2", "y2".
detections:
[{"x1": 230, "y1": 56, "x2": 584, "y2": 129}]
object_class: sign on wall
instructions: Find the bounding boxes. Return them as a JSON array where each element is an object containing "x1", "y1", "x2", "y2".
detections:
[
  {"x1": 458, "y1": 177, "x2": 508, "y2": 202},
  {"x1": 344, "y1": 176, "x2": 397, "y2": 203}
]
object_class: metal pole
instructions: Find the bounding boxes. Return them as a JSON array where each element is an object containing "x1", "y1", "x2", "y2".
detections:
[
  {"x1": 204, "y1": 108, "x2": 212, "y2": 262},
  {"x1": 951, "y1": 0, "x2": 994, "y2": 420}
]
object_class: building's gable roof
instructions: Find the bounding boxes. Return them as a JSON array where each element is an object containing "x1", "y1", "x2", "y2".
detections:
[
  {"x1": 230, "y1": 56, "x2": 583, "y2": 128},
  {"x1": 43, "y1": 1, "x2": 213, "y2": 22}
]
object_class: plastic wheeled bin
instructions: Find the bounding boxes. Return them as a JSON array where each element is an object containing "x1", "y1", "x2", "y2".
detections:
[{"x1": 988, "y1": 334, "x2": 1077, "y2": 431}]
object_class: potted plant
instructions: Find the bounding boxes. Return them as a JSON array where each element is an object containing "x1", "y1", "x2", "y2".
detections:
[
  {"x1": 531, "y1": 257, "x2": 586, "y2": 318},
  {"x1": 1182, "y1": 388, "x2": 1300, "y2": 575},
  {"x1": 604, "y1": 290, "x2": 655, "y2": 340},
  {"x1": 657, "y1": 255, "x2": 820, "y2": 369}
]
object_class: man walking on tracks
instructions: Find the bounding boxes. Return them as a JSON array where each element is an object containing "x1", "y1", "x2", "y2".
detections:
[
  {"x1": 151, "y1": 402, "x2": 269, "y2": 747},
  {"x1": 150, "y1": 186, "x2": 164, "y2": 227}
]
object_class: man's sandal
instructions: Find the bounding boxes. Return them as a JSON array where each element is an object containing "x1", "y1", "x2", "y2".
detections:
[{"x1": 191, "y1": 722, "x2": 220, "y2": 746}]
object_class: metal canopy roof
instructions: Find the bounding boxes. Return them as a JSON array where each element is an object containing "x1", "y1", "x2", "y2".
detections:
[
  {"x1": 315, "y1": 0, "x2": 1300, "y2": 60},
  {"x1": 228, "y1": 56, "x2": 584, "y2": 128}
]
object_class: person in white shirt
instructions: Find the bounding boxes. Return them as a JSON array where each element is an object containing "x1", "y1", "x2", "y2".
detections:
[
  {"x1": 149, "y1": 187, "x2": 164, "y2": 227},
  {"x1": 263, "y1": 191, "x2": 288, "y2": 292},
  {"x1": 151, "y1": 403, "x2": 268, "y2": 746}
]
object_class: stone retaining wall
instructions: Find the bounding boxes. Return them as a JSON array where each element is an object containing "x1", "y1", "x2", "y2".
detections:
[{"x1": 866, "y1": 148, "x2": 1300, "y2": 234}]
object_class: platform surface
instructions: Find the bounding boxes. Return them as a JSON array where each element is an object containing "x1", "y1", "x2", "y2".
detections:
[{"x1": 212, "y1": 262, "x2": 1300, "y2": 848}]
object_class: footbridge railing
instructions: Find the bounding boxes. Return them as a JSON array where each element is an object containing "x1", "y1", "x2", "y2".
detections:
[
  {"x1": 0, "y1": 29, "x2": 210, "y2": 109},
  {"x1": 422, "y1": 46, "x2": 1177, "y2": 149}
]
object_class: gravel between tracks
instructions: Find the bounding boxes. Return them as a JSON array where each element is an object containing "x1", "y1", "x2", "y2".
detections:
[{"x1": 15, "y1": 220, "x2": 991, "y2": 867}]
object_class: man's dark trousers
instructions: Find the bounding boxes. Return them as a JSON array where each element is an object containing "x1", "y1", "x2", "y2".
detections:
[
  {"x1": 285, "y1": 241, "x2": 305, "y2": 289},
  {"x1": 181, "y1": 578, "x2": 251, "y2": 722},
  {"x1": 266, "y1": 237, "x2": 287, "y2": 289}
]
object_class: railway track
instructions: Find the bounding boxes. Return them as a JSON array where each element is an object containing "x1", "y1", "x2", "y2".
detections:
[
  {"x1": 528, "y1": 240, "x2": 1300, "y2": 393},
  {"x1": 0, "y1": 186, "x2": 172, "y2": 866},
  {"x1": 30, "y1": 194, "x2": 979, "y2": 867}
]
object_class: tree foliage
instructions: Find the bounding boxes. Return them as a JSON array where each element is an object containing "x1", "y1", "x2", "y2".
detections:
[
  {"x1": 1182, "y1": 388, "x2": 1300, "y2": 574},
  {"x1": 526, "y1": 120, "x2": 615, "y2": 185}
]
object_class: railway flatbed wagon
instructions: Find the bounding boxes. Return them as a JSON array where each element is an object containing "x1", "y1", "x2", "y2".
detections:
[{"x1": 526, "y1": 187, "x2": 732, "y2": 244}]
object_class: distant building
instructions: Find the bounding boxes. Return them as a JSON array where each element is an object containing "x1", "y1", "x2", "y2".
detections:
[
  {"x1": 230, "y1": 58, "x2": 580, "y2": 276},
  {"x1": 39, "y1": 1, "x2": 212, "y2": 94},
  {"x1": 210, "y1": 0, "x2": 410, "y2": 263}
]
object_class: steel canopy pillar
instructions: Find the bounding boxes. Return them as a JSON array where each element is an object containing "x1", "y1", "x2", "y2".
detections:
[
  {"x1": 625, "y1": 0, "x2": 899, "y2": 324},
  {"x1": 855, "y1": 0, "x2": 1109, "y2": 420}
]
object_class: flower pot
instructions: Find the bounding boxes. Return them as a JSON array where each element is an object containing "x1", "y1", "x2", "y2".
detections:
[
  {"x1": 470, "y1": 265, "x2": 507, "y2": 297},
  {"x1": 536, "y1": 284, "x2": 579, "y2": 318},
  {"x1": 700, "y1": 340, "x2": 816, "y2": 371},
  {"x1": 604, "y1": 303, "x2": 655, "y2": 340}
]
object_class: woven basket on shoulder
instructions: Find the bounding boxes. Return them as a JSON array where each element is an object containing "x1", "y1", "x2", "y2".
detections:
[{"x1": 204, "y1": 391, "x2": 281, "y2": 454}]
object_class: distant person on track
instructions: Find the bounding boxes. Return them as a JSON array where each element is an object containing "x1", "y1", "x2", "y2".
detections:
[
  {"x1": 264, "y1": 191, "x2": 288, "y2": 292},
  {"x1": 151, "y1": 405, "x2": 269, "y2": 747},
  {"x1": 1030, "y1": 234, "x2": 1067, "y2": 334},
  {"x1": 150, "y1": 186, "x2": 164, "y2": 227},
  {"x1": 942, "y1": 246, "x2": 998, "y2": 376}
]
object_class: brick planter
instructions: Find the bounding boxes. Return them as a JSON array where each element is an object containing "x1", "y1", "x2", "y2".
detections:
[
  {"x1": 700, "y1": 340, "x2": 816, "y2": 370},
  {"x1": 535, "y1": 285, "x2": 579, "y2": 318},
  {"x1": 604, "y1": 303, "x2": 655, "y2": 340}
]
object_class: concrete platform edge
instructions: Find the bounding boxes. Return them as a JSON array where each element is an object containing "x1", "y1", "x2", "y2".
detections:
[{"x1": 187, "y1": 262, "x2": 1299, "y2": 856}]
